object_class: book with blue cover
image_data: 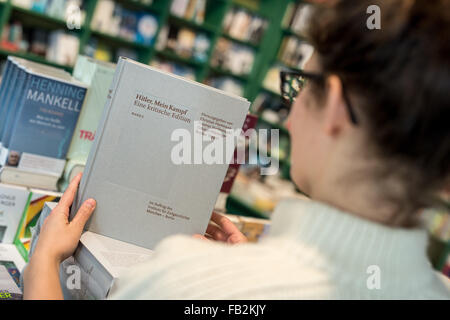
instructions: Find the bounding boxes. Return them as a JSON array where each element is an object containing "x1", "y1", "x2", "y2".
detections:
[
  {"x1": 1, "y1": 66, "x2": 28, "y2": 153},
  {"x1": 0, "y1": 58, "x2": 87, "y2": 177},
  {"x1": 0, "y1": 58, "x2": 14, "y2": 131},
  {"x1": 0, "y1": 59, "x2": 21, "y2": 148},
  {"x1": 0, "y1": 57, "x2": 70, "y2": 150}
]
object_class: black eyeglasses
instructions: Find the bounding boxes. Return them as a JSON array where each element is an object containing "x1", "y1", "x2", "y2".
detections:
[{"x1": 280, "y1": 70, "x2": 358, "y2": 125}]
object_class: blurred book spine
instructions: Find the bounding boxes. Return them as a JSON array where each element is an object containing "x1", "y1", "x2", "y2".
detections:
[
  {"x1": 91, "y1": 0, "x2": 158, "y2": 46},
  {"x1": 223, "y1": 5, "x2": 267, "y2": 46},
  {"x1": 170, "y1": 0, "x2": 206, "y2": 24}
]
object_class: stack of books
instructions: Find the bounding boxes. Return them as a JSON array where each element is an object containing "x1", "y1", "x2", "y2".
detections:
[
  {"x1": 223, "y1": 6, "x2": 267, "y2": 45},
  {"x1": 170, "y1": 0, "x2": 207, "y2": 24},
  {"x1": 0, "y1": 56, "x2": 88, "y2": 191},
  {"x1": 24, "y1": 57, "x2": 251, "y2": 299}
]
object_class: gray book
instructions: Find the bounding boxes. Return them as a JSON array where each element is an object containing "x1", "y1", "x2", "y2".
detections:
[{"x1": 71, "y1": 57, "x2": 250, "y2": 249}]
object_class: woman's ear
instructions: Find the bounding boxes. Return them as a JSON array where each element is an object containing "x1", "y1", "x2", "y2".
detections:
[{"x1": 322, "y1": 75, "x2": 351, "y2": 137}]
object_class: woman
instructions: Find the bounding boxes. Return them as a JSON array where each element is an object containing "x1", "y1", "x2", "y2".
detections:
[{"x1": 24, "y1": 0, "x2": 450, "y2": 299}]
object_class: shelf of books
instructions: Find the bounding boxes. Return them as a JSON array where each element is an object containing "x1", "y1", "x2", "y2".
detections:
[
  {"x1": 0, "y1": 0, "x2": 315, "y2": 218},
  {"x1": 0, "y1": 0, "x2": 294, "y2": 97}
]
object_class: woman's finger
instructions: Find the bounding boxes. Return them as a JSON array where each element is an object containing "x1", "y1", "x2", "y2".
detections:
[
  {"x1": 205, "y1": 223, "x2": 228, "y2": 241},
  {"x1": 58, "y1": 172, "x2": 82, "y2": 208},
  {"x1": 210, "y1": 212, "x2": 241, "y2": 235},
  {"x1": 71, "y1": 198, "x2": 96, "y2": 233},
  {"x1": 227, "y1": 233, "x2": 247, "y2": 244}
]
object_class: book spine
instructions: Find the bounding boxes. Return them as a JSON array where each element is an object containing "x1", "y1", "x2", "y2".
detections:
[
  {"x1": 0, "y1": 59, "x2": 13, "y2": 114},
  {"x1": 0, "y1": 63, "x2": 20, "y2": 143},
  {"x1": 71, "y1": 58, "x2": 127, "y2": 220},
  {"x1": 12, "y1": 191, "x2": 32, "y2": 262},
  {"x1": 1, "y1": 69, "x2": 29, "y2": 149},
  {"x1": 66, "y1": 63, "x2": 115, "y2": 162},
  {"x1": 0, "y1": 60, "x2": 12, "y2": 149},
  {"x1": 70, "y1": 243, "x2": 114, "y2": 299}
]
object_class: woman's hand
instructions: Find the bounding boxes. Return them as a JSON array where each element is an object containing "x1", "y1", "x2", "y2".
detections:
[
  {"x1": 24, "y1": 173, "x2": 96, "y2": 299},
  {"x1": 32, "y1": 172, "x2": 96, "y2": 264},
  {"x1": 193, "y1": 212, "x2": 247, "y2": 244}
]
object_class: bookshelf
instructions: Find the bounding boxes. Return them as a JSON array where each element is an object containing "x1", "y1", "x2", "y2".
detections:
[{"x1": 0, "y1": 0, "x2": 293, "y2": 99}]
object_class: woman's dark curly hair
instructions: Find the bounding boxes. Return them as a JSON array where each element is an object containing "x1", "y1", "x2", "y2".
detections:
[{"x1": 307, "y1": 0, "x2": 450, "y2": 218}]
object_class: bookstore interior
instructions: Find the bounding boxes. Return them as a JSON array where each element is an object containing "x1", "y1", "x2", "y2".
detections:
[{"x1": 0, "y1": 0, "x2": 448, "y2": 301}]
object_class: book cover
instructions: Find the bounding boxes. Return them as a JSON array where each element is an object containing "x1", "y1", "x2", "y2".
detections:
[
  {"x1": 0, "y1": 57, "x2": 71, "y2": 165},
  {"x1": 135, "y1": 13, "x2": 158, "y2": 46},
  {"x1": 215, "y1": 114, "x2": 258, "y2": 212},
  {"x1": 66, "y1": 57, "x2": 116, "y2": 164},
  {"x1": 0, "y1": 184, "x2": 30, "y2": 244},
  {"x1": 2, "y1": 64, "x2": 87, "y2": 169},
  {"x1": 0, "y1": 244, "x2": 26, "y2": 300},
  {"x1": 71, "y1": 57, "x2": 250, "y2": 250}
]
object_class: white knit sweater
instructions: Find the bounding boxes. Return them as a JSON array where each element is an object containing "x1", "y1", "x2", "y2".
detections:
[{"x1": 110, "y1": 198, "x2": 450, "y2": 299}]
